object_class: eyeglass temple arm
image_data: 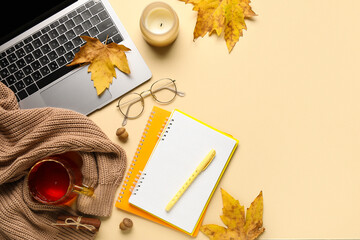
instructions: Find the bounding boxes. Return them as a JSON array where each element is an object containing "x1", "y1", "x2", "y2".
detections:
[
  {"x1": 149, "y1": 87, "x2": 186, "y2": 97},
  {"x1": 121, "y1": 98, "x2": 144, "y2": 126}
]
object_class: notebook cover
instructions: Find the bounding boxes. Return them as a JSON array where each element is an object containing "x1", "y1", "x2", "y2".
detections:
[
  {"x1": 129, "y1": 109, "x2": 239, "y2": 235},
  {"x1": 115, "y1": 106, "x2": 205, "y2": 236}
]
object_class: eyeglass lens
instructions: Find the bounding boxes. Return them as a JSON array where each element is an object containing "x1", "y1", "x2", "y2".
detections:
[
  {"x1": 150, "y1": 78, "x2": 177, "y2": 103},
  {"x1": 118, "y1": 78, "x2": 183, "y2": 125},
  {"x1": 118, "y1": 93, "x2": 144, "y2": 118}
]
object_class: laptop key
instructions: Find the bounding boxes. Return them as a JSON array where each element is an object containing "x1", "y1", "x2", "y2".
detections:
[
  {"x1": 39, "y1": 55, "x2": 50, "y2": 66},
  {"x1": 15, "y1": 48, "x2": 26, "y2": 58},
  {"x1": 59, "y1": 16, "x2": 68, "y2": 24},
  {"x1": 64, "y1": 41, "x2": 75, "y2": 51},
  {"x1": 72, "y1": 36, "x2": 83, "y2": 46},
  {"x1": 65, "y1": 29, "x2": 76, "y2": 40},
  {"x1": 0, "y1": 68, "x2": 9, "y2": 78},
  {"x1": 24, "y1": 36, "x2": 33, "y2": 44},
  {"x1": 40, "y1": 34, "x2": 51, "y2": 44},
  {"x1": 16, "y1": 59, "x2": 26, "y2": 69},
  {"x1": 90, "y1": 15, "x2": 100, "y2": 25},
  {"x1": 50, "y1": 21, "x2": 60, "y2": 29},
  {"x1": 26, "y1": 83, "x2": 38, "y2": 95},
  {"x1": 98, "y1": 10, "x2": 109, "y2": 21},
  {"x1": 17, "y1": 89, "x2": 28, "y2": 100},
  {"x1": 90, "y1": 3, "x2": 104, "y2": 15},
  {"x1": 85, "y1": 0, "x2": 95, "y2": 8},
  {"x1": 57, "y1": 35, "x2": 68, "y2": 45},
  {"x1": 64, "y1": 52, "x2": 74, "y2": 62},
  {"x1": 57, "y1": 24, "x2": 67, "y2": 34},
  {"x1": 40, "y1": 66, "x2": 50, "y2": 76},
  {"x1": 32, "y1": 31, "x2": 42, "y2": 39},
  {"x1": 81, "y1": 10, "x2": 91, "y2": 20},
  {"x1": 97, "y1": 26, "x2": 119, "y2": 42},
  {"x1": 31, "y1": 71, "x2": 42, "y2": 81},
  {"x1": 33, "y1": 49, "x2": 43, "y2": 59},
  {"x1": 24, "y1": 54, "x2": 35, "y2": 64},
  {"x1": 48, "y1": 62, "x2": 59, "y2": 71},
  {"x1": 56, "y1": 56, "x2": 67, "y2": 66},
  {"x1": 32, "y1": 39, "x2": 42, "y2": 49},
  {"x1": 82, "y1": 20, "x2": 92, "y2": 30},
  {"x1": 6, "y1": 47, "x2": 15, "y2": 54},
  {"x1": 14, "y1": 70, "x2": 25, "y2": 80},
  {"x1": 56, "y1": 46, "x2": 66, "y2": 56},
  {"x1": 41, "y1": 26, "x2": 50, "y2": 34},
  {"x1": 7, "y1": 53, "x2": 17, "y2": 63},
  {"x1": 77, "y1": 5, "x2": 86, "y2": 13},
  {"x1": 15, "y1": 80, "x2": 25, "y2": 91},
  {"x1": 0, "y1": 58, "x2": 9, "y2": 68},
  {"x1": 97, "y1": 18, "x2": 113, "y2": 32},
  {"x1": 23, "y1": 66, "x2": 33, "y2": 75},
  {"x1": 74, "y1": 25, "x2": 84, "y2": 35},
  {"x1": 24, "y1": 44, "x2": 34, "y2": 53},
  {"x1": 8, "y1": 63, "x2": 18, "y2": 73},
  {"x1": 31, "y1": 60, "x2": 41, "y2": 71},
  {"x1": 6, "y1": 75, "x2": 16, "y2": 85},
  {"x1": 15, "y1": 41, "x2": 24, "y2": 49},
  {"x1": 112, "y1": 34, "x2": 123, "y2": 43},
  {"x1": 74, "y1": 15, "x2": 84, "y2": 25},
  {"x1": 88, "y1": 27, "x2": 99, "y2": 37},
  {"x1": 23, "y1": 76, "x2": 34, "y2": 86},
  {"x1": 65, "y1": 19, "x2": 75, "y2": 29},
  {"x1": 48, "y1": 51, "x2": 58, "y2": 61},
  {"x1": 48, "y1": 29, "x2": 59, "y2": 39},
  {"x1": 49, "y1": 39, "x2": 60, "y2": 49},
  {"x1": 41, "y1": 44, "x2": 51, "y2": 54}
]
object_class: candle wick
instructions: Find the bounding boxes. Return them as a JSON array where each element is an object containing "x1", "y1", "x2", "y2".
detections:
[{"x1": 160, "y1": 23, "x2": 163, "y2": 27}]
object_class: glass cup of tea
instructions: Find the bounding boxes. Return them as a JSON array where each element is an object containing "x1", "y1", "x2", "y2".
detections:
[{"x1": 27, "y1": 152, "x2": 94, "y2": 205}]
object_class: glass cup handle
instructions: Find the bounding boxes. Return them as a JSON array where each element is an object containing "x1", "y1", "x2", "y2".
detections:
[{"x1": 73, "y1": 184, "x2": 94, "y2": 197}]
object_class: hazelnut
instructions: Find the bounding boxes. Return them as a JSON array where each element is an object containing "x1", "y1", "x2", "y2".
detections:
[
  {"x1": 119, "y1": 218, "x2": 133, "y2": 231},
  {"x1": 116, "y1": 127, "x2": 129, "y2": 142}
]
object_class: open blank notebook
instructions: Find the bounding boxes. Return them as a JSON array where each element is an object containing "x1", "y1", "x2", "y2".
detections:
[{"x1": 129, "y1": 109, "x2": 238, "y2": 235}]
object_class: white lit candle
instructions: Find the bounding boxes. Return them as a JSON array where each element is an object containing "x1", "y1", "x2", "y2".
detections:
[{"x1": 140, "y1": 2, "x2": 179, "y2": 47}]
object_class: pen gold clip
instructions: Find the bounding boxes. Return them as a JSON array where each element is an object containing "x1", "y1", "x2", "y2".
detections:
[{"x1": 165, "y1": 149, "x2": 216, "y2": 212}]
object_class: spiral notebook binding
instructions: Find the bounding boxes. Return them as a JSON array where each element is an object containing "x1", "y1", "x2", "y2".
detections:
[
  {"x1": 132, "y1": 172, "x2": 147, "y2": 195},
  {"x1": 117, "y1": 111, "x2": 156, "y2": 203},
  {"x1": 161, "y1": 118, "x2": 175, "y2": 141}
]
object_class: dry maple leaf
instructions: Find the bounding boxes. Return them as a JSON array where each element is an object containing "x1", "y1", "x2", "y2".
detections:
[
  {"x1": 67, "y1": 36, "x2": 131, "y2": 95},
  {"x1": 180, "y1": 0, "x2": 256, "y2": 53},
  {"x1": 200, "y1": 189, "x2": 264, "y2": 240}
]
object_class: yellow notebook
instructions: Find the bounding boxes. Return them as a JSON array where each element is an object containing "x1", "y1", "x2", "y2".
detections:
[
  {"x1": 115, "y1": 106, "x2": 205, "y2": 236},
  {"x1": 129, "y1": 109, "x2": 239, "y2": 236}
]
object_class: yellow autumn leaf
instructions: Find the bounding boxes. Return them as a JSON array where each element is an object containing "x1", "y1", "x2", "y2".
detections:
[
  {"x1": 200, "y1": 189, "x2": 264, "y2": 240},
  {"x1": 67, "y1": 36, "x2": 131, "y2": 95},
  {"x1": 180, "y1": 0, "x2": 256, "y2": 53}
]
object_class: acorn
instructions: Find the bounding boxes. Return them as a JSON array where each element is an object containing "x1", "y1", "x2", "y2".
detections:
[
  {"x1": 116, "y1": 127, "x2": 128, "y2": 142},
  {"x1": 119, "y1": 218, "x2": 133, "y2": 231}
]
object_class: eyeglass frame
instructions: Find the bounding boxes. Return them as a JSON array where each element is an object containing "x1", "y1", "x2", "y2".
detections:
[{"x1": 117, "y1": 78, "x2": 185, "y2": 126}]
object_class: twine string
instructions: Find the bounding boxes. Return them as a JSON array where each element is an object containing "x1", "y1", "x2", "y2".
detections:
[{"x1": 52, "y1": 216, "x2": 96, "y2": 232}]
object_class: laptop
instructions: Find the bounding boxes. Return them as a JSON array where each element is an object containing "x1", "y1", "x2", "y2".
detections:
[{"x1": 0, "y1": 0, "x2": 151, "y2": 115}]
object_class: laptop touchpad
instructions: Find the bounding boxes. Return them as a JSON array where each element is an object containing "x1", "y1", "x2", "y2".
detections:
[{"x1": 40, "y1": 70, "x2": 112, "y2": 115}]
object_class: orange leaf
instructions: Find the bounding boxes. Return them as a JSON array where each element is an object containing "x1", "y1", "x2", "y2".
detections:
[
  {"x1": 67, "y1": 36, "x2": 131, "y2": 95},
  {"x1": 200, "y1": 189, "x2": 264, "y2": 240},
  {"x1": 181, "y1": 0, "x2": 256, "y2": 53}
]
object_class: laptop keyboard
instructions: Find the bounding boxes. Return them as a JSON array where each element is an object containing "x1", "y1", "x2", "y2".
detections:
[{"x1": 0, "y1": 0, "x2": 123, "y2": 101}]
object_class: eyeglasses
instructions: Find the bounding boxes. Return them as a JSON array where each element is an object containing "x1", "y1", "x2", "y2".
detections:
[{"x1": 117, "y1": 78, "x2": 185, "y2": 126}]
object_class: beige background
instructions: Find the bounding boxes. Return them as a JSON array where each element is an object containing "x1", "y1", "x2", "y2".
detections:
[{"x1": 89, "y1": 0, "x2": 360, "y2": 239}]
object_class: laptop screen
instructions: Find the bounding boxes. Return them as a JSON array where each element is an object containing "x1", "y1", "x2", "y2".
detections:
[{"x1": 0, "y1": 0, "x2": 77, "y2": 45}]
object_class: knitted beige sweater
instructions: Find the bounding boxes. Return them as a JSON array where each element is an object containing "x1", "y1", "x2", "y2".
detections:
[{"x1": 0, "y1": 82, "x2": 127, "y2": 239}]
